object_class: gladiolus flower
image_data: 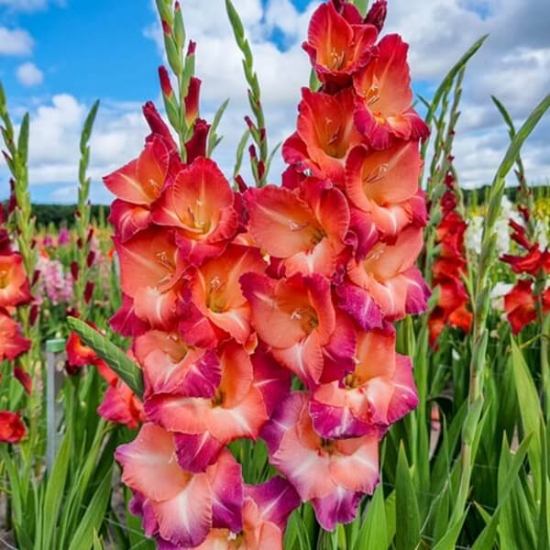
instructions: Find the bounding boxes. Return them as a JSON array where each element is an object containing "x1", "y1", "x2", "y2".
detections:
[
  {"x1": 183, "y1": 244, "x2": 267, "y2": 346},
  {"x1": 504, "y1": 279, "x2": 538, "y2": 334},
  {"x1": 302, "y1": 1, "x2": 377, "y2": 86},
  {"x1": 116, "y1": 423, "x2": 244, "y2": 548},
  {"x1": 283, "y1": 88, "x2": 363, "y2": 184},
  {"x1": 310, "y1": 326, "x2": 418, "y2": 439},
  {"x1": 193, "y1": 477, "x2": 300, "y2": 549},
  {"x1": 115, "y1": 227, "x2": 185, "y2": 329},
  {"x1": 345, "y1": 225, "x2": 430, "y2": 322},
  {"x1": 244, "y1": 182, "x2": 350, "y2": 277},
  {"x1": 242, "y1": 272, "x2": 342, "y2": 386},
  {"x1": 262, "y1": 392, "x2": 379, "y2": 531},
  {"x1": 0, "y1": 253, "x2": 32, "y2": 307},
  {"x1": 353, "y1": 34, "x2": 428, "y2": 149},
  {"x1": 345, "y1": 142, "x2": 425, "y2": 237},
  {"x1": 0, "y1": 411, "x2": 26, "y2": 443},
  {"x1": 428, "y1": 171, "x2": 472, "y2": 346},
  {"x1": 153, "y1": 157, "x2": 240, "y2": 265},
  {"x1": 145, "y1": 343, "x2": 289, "y2": 471},
  {"x1": 0, "y1": 309, "x2": 30, "y2": 361}
]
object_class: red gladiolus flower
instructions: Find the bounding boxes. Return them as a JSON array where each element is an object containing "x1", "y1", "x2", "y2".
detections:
[
  {"x1": 428, "y1": 171, "x2": 472, "y2": 346},
  {"x1": 283, "y1": 88, "x2": 363, "y2": 184},
  {"x1": 504, "y1": 279, "x2": 538, "y2": 334},
  {"x1": 0, "y1": 411, "x2": 26, "y2": 443},
  {"x1": 302, "y1": 1, "x2": 377, "y2": 86},
  {"x1": 353, "y1": 34, "x2": 428, "y2": 149},
  {"x1": 97, "y1": 360, "x2": 145, "y2": 430},
  {"x1": 0, "y1": 309, "x2": 30, "y2": 361}
]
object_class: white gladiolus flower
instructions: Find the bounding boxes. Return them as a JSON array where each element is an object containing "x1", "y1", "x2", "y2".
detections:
[{"x1": 490, "y1": 282, "x2": 514, "y2": 311}]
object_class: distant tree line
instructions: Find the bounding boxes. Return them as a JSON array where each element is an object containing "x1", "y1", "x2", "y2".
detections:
[
  {"x1": 462, "y1": 183, "x2": 550, "y2": 208},
  {"x1": 2, "y1": 184, "x2": 549, "y2": 229},
  {"x1": 2, "y1": 202, "x2": 110, "y2": 228}
]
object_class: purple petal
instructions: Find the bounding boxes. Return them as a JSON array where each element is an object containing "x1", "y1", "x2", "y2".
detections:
[
  {"x1": 245, "y1": 477, "x2": 301, "y2": 529},
  {"x1": 251, "y1": 347, "x2": 291, "y2": 417},
  {"x1": 403, "y1": 266, "x2": 431, "y2": 315},
  {"x1": 336, "y1": 282, "x2": 384, "y2": 330},
  {"x1": 174, "y1": 432, "x2": 224, "y2": 473},
  {"x1": 386, "y1": 354, "x2": 419, "y2": 424},
  {"x1": 309, "y1": 396, "x2": 374, "y2": 439},
  {"x1": 179, "y1": 349, "x2": 221, "y2": 398},
  {"x1": 311, "y1": 488, "x2": 363, "y2": 531},
  {"x1": 209, "y1": 451, "x2": 244, "y2": 533}
]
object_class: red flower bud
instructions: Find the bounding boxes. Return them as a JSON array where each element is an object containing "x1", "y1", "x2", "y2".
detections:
[
  {"x1": 84, "y1": 281, "x2": 94, "y2": 304},
  {"x1": 158, "y1": 66, "x2": 174, "y2": 99},
  {"x1": 14, "y1": 366, "x2": 32, "y2": 394},
  {"x1": 70, "y1": 261, "x2": 79, "y2": 281},
  {"x1": 365, "y1": 0, "x2": 387, "y2": 31},
  {"x1": 86, "y1": 251, "x2": 96, "y2": 268}
]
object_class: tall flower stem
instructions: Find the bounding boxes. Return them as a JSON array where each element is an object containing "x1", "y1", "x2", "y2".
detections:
[
  {"x1": 225, "y1": 0, "x2": 272, "y2": 187},
  {"x1": 73, "y1": 101, "x2": 99, "y2": 319},
  {"x1": 453, "y1": 92, "x2": 550, "y2": 524},
  {"x1": 493, "y1": 95, "x2": 550, "y2": 420}
]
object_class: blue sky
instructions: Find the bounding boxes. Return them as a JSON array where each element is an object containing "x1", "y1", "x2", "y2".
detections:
[{"x1": 1, "y1": 0, "x2": 549, "y2": 204}]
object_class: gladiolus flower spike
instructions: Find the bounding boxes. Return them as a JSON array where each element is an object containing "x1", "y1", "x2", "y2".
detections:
[
  {"x1": 103, "y1": 1, "x2": 429, "y2": 546},
  {"x1": 0, "y1": 210, "x2": 32, "y2": 442}
]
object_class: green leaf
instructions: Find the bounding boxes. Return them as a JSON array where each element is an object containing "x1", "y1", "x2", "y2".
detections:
[
  {"x1": 68, "y1": 468, "x2": 113, "y2": 550},
  {"x1": 493, "y1": 92, "x2": 550, "y2": 185},
  {"x1": 511, "y1": 337, "x2": 543, "y2": 499},
  {"x1": 207, "y1": 98, "x2": 230, "y2": 156},
  {"x1": 40, "y1": 432, "x2": 72, "y2": 549},
  {"x1": 471, "y1": 508, "x2": 501, "y2": 550},
  {"x1": 17, "y1": 112, "x2": 30, "y2": 165},
  {"x1": 355, "y1": 485, "x2": 388, "y2": 550},
  {"x1": 424, "y1": 35, "x2": 487, "y2": 128},
  {"x1": 432, "y1": 512, "x2": 468, "y2": 550},
  {"x1": 67, "y1": 317, "x2": 144, "y2": 397},
  {"x1": 395, "y1": 444, "x2": 421, "y2": 550}
]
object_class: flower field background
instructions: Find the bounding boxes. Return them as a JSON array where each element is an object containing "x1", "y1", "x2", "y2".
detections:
[{"x1": 1, "y1": 0, "x2": 550, "y2": 548}]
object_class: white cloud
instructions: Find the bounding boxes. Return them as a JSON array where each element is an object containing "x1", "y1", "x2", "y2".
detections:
[
  {"x1": 0, "y1": 0, "x2": 63, "y2": 12},
  {"x1": 0, "y1": 27, "x2": 33, "y2": 55},
  {"x1": 2, "y1": 0, "x2": 550, "y2": 204},
  {"x1": 16, "y1": 62, "x2": 44, "y2": 87},
  {"x1": 0, "y1": 94, "x2": 149, "y2": 204}
]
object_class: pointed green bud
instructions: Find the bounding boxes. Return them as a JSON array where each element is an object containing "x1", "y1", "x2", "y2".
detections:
[
  {"x1": 173, "y1": 1, "x2": 186, "y2": 50},
  {"x1": 155, "y1": 0, "x2": 173, "y2": 26}
]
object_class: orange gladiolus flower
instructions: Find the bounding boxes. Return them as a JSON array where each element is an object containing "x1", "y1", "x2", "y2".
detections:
[
  {"x1": 115, "y1": 227, "x2": 184, "y2": 329},
  {"x1": 353, "y1": 34, "x2": 428, "y2": 149},
  {"x1": 0, "y1": 309, "x2": 30, "y2": 361},
  {"x1": 152, "y1": 157, "x2": 240, "y2": 265},
  {"x1": 244, "y1": 182, "x2": 350, "y2": 277},
  {"x1": 0, "y1": 253, "x2": 31, "y2": 308},
  {"x1": 310, "y1": 327, "x2": 418, "y2": 439}
]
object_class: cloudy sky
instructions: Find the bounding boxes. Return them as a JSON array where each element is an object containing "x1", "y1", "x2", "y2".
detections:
[{"x1": 0, "y1": 0, "x2": 549, "y2": 204}]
